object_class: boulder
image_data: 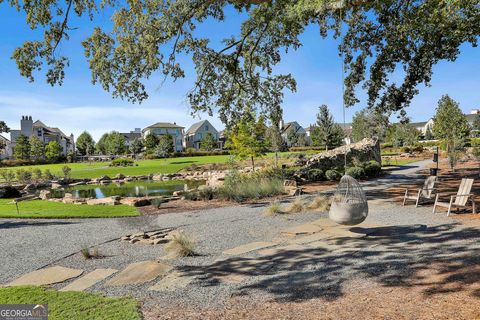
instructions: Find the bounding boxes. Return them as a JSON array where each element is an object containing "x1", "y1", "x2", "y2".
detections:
[
  {"x1": 0, "y1": 186, "x2": 21, "y2": 199},
  {"x1": 39, "y1": 190, "x2": 52, "y2": 200},
  {"x1": 298, "y1": 138, "x2": 381, "y2": 176},
  {"x1": 152, "y1": 174, "x2": 163, "y2": 181},
  {"x1": 86, "y1": 197, "x2": 120, "y2": 206},
  {"x1": 69, "y1": 181, "x2": 86, "y2": 187},
  {"x1": 114, "y1": 173, "x2": 126, "y2": 180},
  {"x1": 120, "y1": 197, "x2": 151, "y2": 207},
  {"x1": 97, "y1": 175, "x2": 111, "y2": 181},
  {"x1": 51, "y1": 183, "x2": 62, "y2": 189},
  {"x1": 23, "y1": 184, "x2": 36, "y2": 193}
]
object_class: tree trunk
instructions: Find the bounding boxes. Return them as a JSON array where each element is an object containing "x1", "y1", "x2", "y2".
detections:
[
  {"x1": 275, "y1": 152, "x2": 278, "y2": 167},
  {"x1": 251, "y1": 156, "x2": 255, "y2": 171}
]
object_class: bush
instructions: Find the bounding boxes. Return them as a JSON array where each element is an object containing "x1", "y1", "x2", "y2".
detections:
[
  {"x1": 325, "y1": 169, "x2": 342, "y2": 181},
  {"x1": 401, "y1": 146, "x2": 411, "y2": 153},
  {"x1": 306, "y1": 196, "x2": 331, "y2": 211},
  {"x1": 16, "y1": 169, "x2": 32, "y2": 184},
  {"x1": 0, "y1": 159, "x2": 34, "y2": 167},
  {"x1": 345, "y1": 167, "x2": 365, "y2": 179},
  {"x1": 62, "y1": 165, "x2": 72, "y2": 179},
  {"x1": 44, "y1": 169, "x2": 55, "y2": 181},
  {"x1": 264, "y1": 201, "x2": 283, "y2": 216},
  {"x1": 307, "y1": 168, "x2": 324, "y2": 181},
  {"x1": 32, "y1": 168, "x2": 43, "y2": 182},
  {"x1": 286, "y1": 198, "x2": 305, "y2": 213},
  {"x1": 0, "y1": 169, "x2": 16, "y2": 185},
  {"x1": 363, "y1": 160, "x2": 382, "y2": 177},
  {"x1": 110, "y1": 158, "x2": 135, "y2": 167},
  {"x1": 165, "y1": 231, "x2": 196, "y2": 257},
  {"x1": 197, "y1": 186, "x2": 215, "y2": 200},
  {"x1": 217, "y1": 171, "x2": 284, "y2": 202}
]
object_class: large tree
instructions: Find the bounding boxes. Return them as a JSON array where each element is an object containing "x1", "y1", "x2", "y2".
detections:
[
  {"x1": 29, "y1": 135, "x2": 45, "y2": 162},
  {"x1": 351, "y1": 109, "x2": 389, "y2": 142},
  {"x1": 45, "y1": 141, "x2": 63, "y2": 162},
  {"x1": 4, "y1": 1, "x2": 479, "y2": 126},
  {"x1": 13, "y1": 135, "x2": 31, "y2": 160},
  {"x1": 311, "y1": 104, "x2": 344, "y2": 150},
  {"x1": 76, "y1": 131, "x2": 95, "y2": 156},
  {"x1": 200, "y1": 132, "x2": 218, "y2": 151},
  {"x1": 155, "y1": 135, "x2": 175, "y2": 158},
  {"x1": 106, "y1": 131, "x2": 127, "y2": 155},
  {"x1": 96, "y1": 133, "x2": 110, "y2": 155},
  {"x1": 129, "y1": 138, "x2": 144, "y2": 158}
]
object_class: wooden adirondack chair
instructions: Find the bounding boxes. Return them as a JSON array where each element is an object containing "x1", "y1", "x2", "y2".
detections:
[
  {"x1": 403, "y1": 176, "x2": 437, "y2": 207},
  {"x1": 432, "y1": 178, "x2": 476, "y2": 216}
]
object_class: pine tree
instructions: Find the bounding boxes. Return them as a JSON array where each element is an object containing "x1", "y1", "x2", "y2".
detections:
[
  {"x1": 29, "y1": 135, "x2": 45, "y2": 162},
  {"x1": 76, "y1": 131, "x2": 95, "y2": 156},
  {"x1": 311, "y1": 105, "x2": 344, "y2": 150},
  {"x1": 14, "y1": 135, "x2": 31, "y2": 160},
  {"x1": 200, "y1": 132, "x2": 217, "y2": 151}
]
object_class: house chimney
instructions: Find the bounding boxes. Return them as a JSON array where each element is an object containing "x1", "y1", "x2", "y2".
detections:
[{"x1": 20, "y1": 115, "x2": 33, "y2": 137}]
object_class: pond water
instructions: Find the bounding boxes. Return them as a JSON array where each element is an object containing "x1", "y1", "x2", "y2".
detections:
[{"x1": 51, "y1": 180, "x2": 205, "y2": 199}]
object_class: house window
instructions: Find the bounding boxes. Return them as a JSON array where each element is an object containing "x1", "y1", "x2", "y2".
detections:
[
  {"x1": 205, "y1": 125, "x2": 209, "y2": 130},
  {"x1": 37, "y1": 129, "x2": 42, "y2": 137}
]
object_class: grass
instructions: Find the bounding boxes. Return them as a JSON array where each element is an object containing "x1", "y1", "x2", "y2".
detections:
[
  {"x1": 306, "y1": 196, "x2": 331, "y2": 211},
  {"x1": 0, "y1": 286, "x2": 141, "y2": 320},
  {"x1": 286, "y1": 198, "x2": 305, "y2": 213},
  {"x1": 0, "y1": 199, "x2": 139, "y2": 219},
  {"x1": 81, "y1": 246, "x2": 102, "y2": 259},
  {"x1": 381, "y1": 157, "x2": 424, "y2": 166},
  {"x1": 0, "y1": 152, "x2": 303, "y2": 181},
  {"x1": 264, "y1": 201, "x2": 283, "y2": 216},
  {"x1": 218, "y1": 174, "x2": 285, "y2": 202},
  {"x1": 165, "y1": 231, "x2": 196, "y2": 257}
]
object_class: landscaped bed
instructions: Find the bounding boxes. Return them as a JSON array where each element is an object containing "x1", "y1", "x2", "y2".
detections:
[
  {"x1": 0, "y1": 199, "x2": 139, "y2": 219},
  {"x1": 0, "y1": 286, "x2": 141, "y2": 320}
]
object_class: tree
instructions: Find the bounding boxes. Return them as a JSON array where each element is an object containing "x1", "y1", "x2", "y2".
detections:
[
  {"x1": 265, "y1": 125, "x2": 286, "y2": 153},
  {"x1": 155, "y1": 135, "x2": 174, "y2": 159},
  {"x1": 5, "y1": 1, "x2": 479, "y2": 127},
  {"x1": 310, "y1": 105, "x2": 344, "y2": 150},
  {"x1": 351, "y1": 109, "x2": 389, "y2": 142},
  {"x1": 228, "y1": 115, "x2": 266, "y2": 170},
  {"x1": 106, "y1": 131, "x2": 126, "y2": 155},
  {"x1": 424, "y1": 126, "x2": 434, "y2": 140},
  {"x1": 385, "y1": 124, "x2": 420, "y2": 147},
  {"x1": 433, "y1": 95, "x2": 470, "y2": 170},
  {"x1": 13, "y1": 135, "x2": 31, "y2": 160},
  {"x1": 0, "y1": 121, "x2": 9, "y2": 133},
  {"x1": 45, "y1": 141, "x2": 63, "y2": 162},
  {"x1": 29, "y1": 135, "x2": 45, "y2": 162},
  {"x1": 144, "y1": 134, "x2": 159, "y2": 152},
  {"x1": 96, "y1": 133, "x2": 110, "y2": 155},
  {"x1": 287, "y1": 130, "x2": 299, "y2": 147},
  {"x1": 76, "y1": 131, "x2": 95, "y2": 156},
  {"x1": 472, "y1": 114, "x2": 480, "y2": 138},
  {"x1": 200, "y1": 132, "x2": 217, "y2": 151},
  {"x1": 130, "y1": 138, "x2": 144, "y2": 158}
]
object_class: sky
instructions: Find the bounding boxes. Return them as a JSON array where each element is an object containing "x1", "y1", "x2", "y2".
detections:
[{"x1": 0, "y1": 4, "x2": 479, "y2": 141}]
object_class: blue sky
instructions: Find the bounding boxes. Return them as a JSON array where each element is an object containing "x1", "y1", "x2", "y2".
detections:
[{"x1": 0, "y1": 4, "x2": 479, "y2": 141}]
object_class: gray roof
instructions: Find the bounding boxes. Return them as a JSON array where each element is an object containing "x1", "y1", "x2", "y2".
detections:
[
  {"x1": 122, "y1": 132, "x2": 141, "y2": 141},
  {"x1": 33, "y1": 120, "x2": 73, "y2": 141},
  {"x1": 143, "y1": 122, "x2": 184, "y2": 132},
  {"x1": 410, "y1": 121, "x2": 428, "y2": 127},
  {"x1": 185, "y1": 120, "x2": 212, "y2": 135}
]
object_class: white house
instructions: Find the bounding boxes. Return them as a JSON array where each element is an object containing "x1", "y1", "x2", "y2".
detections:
[
  {"x1": 142, "y1": 122, "x2": 184, "y2": 152},
  {"x1": 184, "y1": 120, "x2": 220, "y2": 150},
  {"x1": 0, "y1": 135, "x2": 12, "y2": 159},
  {"x1": 9, "y1": 116, "x2": 75, "y2": 156}
]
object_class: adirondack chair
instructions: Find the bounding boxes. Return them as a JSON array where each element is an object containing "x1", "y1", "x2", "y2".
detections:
[
  {"x1": 403, "y1": 176, "x2": 437, "y2": 207},
  {"x1": 432, "y1": 178, "x2": 476, "y2": 216}
]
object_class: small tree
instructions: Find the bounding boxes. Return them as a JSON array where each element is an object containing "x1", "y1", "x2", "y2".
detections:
[
  {"x1": 228, "y1": 116, "x2": 266, "y2": 170},
  {"x1": 95, "y1": 133, "x2": 110, "y2": 155},
  {"x1": 0, "y1": 121, "x2": 9, "y2": 134},
  {"x1": 0, "y1": 169, "x2": 15, "y2": 185},
  {"x1": 144, "y1": 134, "x2": 159, "y2": 152},
  {"x1": 433, "y1": 95, "x2": 470, "y2": 170},
  {"x1": 29, "y1": 135, "x2": 45, "y2": 162},
  {"x1": 311, "y1": 105, "x2": 344, "y2": 150},
  {"x1": 155, "y1": 135, "x2": 174, "y2": 159},
  {"x1": 32, "y1": 168, "x2": 43, "y2": 182},
  {"x1": 424, "y1": 126, "x2": 434, "y2": 140},
  {"x1": 351, "y1": 109, "x2": 390, "y2": 142},
  {"x1": 76, "y1": 131, "x2": 95, "y2": 156},
  {"x1": 200, "y1": 132, "x2": 217, "y2": 151},
  {"x1": 13, "y1": 135, "x2": 31, "y2": 160},
  {"x1": 130, "y1": 138, "x2": 144, "y2": 158},
  {"x1": 62, "y1": 165, "x2": 72, "y2": 179},
  {"x1": 45, "y1": 141, "x2": 63, "y2": 162},
  {"x1": 106, "y1": 131, "x2": 126, "y2": 155},
  {"x1": 386, "y1": 123, "x2": 420, "y2": 147}
]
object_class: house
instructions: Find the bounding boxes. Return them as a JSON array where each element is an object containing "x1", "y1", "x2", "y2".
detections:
[
  {"x1": 142, "y1": 122, "x2": 184, "y2": 152},
  {"x1": 280, "y1": 120, "x2": 309, "y2": 147},
  {"x1": 184, "y1": 120, "x2": 220, "y2": 150},
  {"x1": 9, "y1": 116, "x2": 75, "y2": 156},
  {"x1": 412, "y1": 109, "x2": 479, "y2": 137},
  {"x1": 0, "y1": 135, "x2": 12, "y2": 159},
  {"x1": 121, "y1": 128, "x2": 142, "y2": 149}
]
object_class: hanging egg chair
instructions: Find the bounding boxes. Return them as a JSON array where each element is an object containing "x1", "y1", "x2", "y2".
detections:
[{"x1": 329, "y1": 175, "x2": 368, "y2": 225}]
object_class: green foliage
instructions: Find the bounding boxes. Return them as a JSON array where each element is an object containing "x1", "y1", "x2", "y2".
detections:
[
  {"x1": 32, "y1": 168, "x2": 42, "y2": 182},
  {"x1": 218, "y1": 170, "x2": 284, "y2": 202},
  {"x1": 325, "y1": 169, "x2": 342, "y2": 181},
  {"x1": 62, "y1": 165, "x2": 72, "y2": 179},
  {"x1": 386, "y1": 123, "x2": 421, "y2": 147},
  {"x1": 311, "y1": 105, "x2": 344, "y2": 150},
  {"x1": 0, "y1": 169, "x2": 16, "y2": 185},
  {"x1": 351, "y1": 110, "x2": 390, "y2": 142},
  {"x1": 29, "y1": 135, "x2": 45, "y2": 162},
  {"x1": 0, "y1": 286, "x2": 141, "y2": 320},
  {"x1": 200, "y1": 132, "x2": 217, "y2": 151},
  {"x1": 15, "y1": 169, "x2": 32, "y2": 184},
  {"x1": 144, "y1": 134, "x2": 159, "y2": 152},
  {"x1": 155, "y1": 135, "x2": 174, "y2": 158},
  {"x1": 14, "y1": 135, "x2": 31, "y2": 160},
  {"x1": 110, "y1": 158, "x2": 135, "y2": 167},
  {"x1": 129, "y1": 138, "x2": 144, "y2": 156},
  {"x1": 345, "y1": 167, "x2": 365, "y2": 179},
  {"x1": 307, "y1": 168, "x2": 324, "y2": 182},
  {"x1": 95, "y1": 133, "x2": 109, "y2": 155},
  {"x1": 76, "y1": 131, "x2": 95, "y2": 156},
  {"x1": 106, "y1": 131, "x2": 127, "y2": 155},
  {"x1": 363, "y1": 161, "x2": 382, "y2": 178},
  {"x1": 0, "y1": 121, "x2": 9, "y2": 133},
  {"x1": 45, "y1": 141, "x2": 63, "y2": 162},
  {"x1": 44, "y1": 169, "x2": 55, "y2": 180},
  {"x1": 265, "y1": 125, "x2": 286, "y2": 152}
]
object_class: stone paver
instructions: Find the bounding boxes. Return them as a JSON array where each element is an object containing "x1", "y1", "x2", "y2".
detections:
[
  {"x1": 288, "y1": 232, "x2": 333, "y2": 245},
  {"x1": 7, "y1": 266, "x2": 83, "y2": 286},
  {"x1": 60, "y1": 268, "x2": 118, "y2": 292},
  {"x1": 280, "y1": 224, "x2": 323, "y2": 236},
  {"x1": 257, "y1": 244, "x2": 307, "y2": 256},
  {"x1": 149, "y1": 271, "x2": 193, "y2": 291},
  {"x1": 106, "y1": 261, "x2": 172, "y2": 286},
  {"x1": 223, "y1": 242, "x2": 276, "y2": 255}
]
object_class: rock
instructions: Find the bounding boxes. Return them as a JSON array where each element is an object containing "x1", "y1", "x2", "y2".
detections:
[
  {"x1": 124, "y1": 177, "x2": 134, "y2": 182},
  {"x1": 137, "y1": 175, "x2": 149, "y2": 180},
  {"x1": 121, "y1": 236, "x2": 131, "y2": 241},
  {"x1": 69, "y1": 181, "x2": 86, "y2": 187},
  {"x1": 39, "y1": 190, "x2": 52, "y2": 200},
  {"x1": 0, "y1": 186, "x2": 21, "y2": 199},
  {"x1": 23, "y1": 184, "x2": 36, "y2": 193},
  {"x1": 136, "y1": 239, "x2": 154, "y2": 245},
  {"x1": 51, "y1": 183, "x2": 62, "y2": 189},
  {"x1": 100, "y1": 180, "x2": 111, "y2": 185},
  {"x1": 64, "y1": 193, "x2": 74, "y2": 198},
  {"x1": 152, "y1": 238, "x2": 168, "y2": 245},
  {"x1": 129, "y1": 238, "x2": 140, "y2": 244},
  {"x1": 152, "y1": 174, "x2": 163, "y2": 181},
  {"x1": 120, "y1": 197, "x2": 151, "y2": 207},
  {"x1": 298, "y1": 138, "x2": 381, "y2": 177},
  {"x1": 283, "y1": 179, "x2": 297, "y2": 187},
  {"x1": 131, "y1": 232, "x2": 146, "y2": 238},
  {"x1": 86, "y1": 197, "x2": 120, "y2": 206},
  {"x1": 97, "y1": 175, "x2": 111, "y2": 181},
  {"x1": 114, "y1": 173, "x2": 126, "y2": 180},
  {"x1": 172, "y1": 190, "x2": 184, "y2": 197}
]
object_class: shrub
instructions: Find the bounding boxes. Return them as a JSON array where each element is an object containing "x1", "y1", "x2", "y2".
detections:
[
  {"x1": 217, "y1": 171, "x2": 284, "y2": 202},
  {"x1": 401, "y1": 146, "x2": 411, "y2": 153},
  {"x1": 307, "y1": 168, "x2": 324, "y2": 181},
  {"x1": 44, "y1": 169, "x2": 55, "y2": 180},
  {"x1": 110, "y1": 158, "x2": 135, "y2": 167},
  {"x1": 0, "y1": 169, "x2": 16, "y2": 185},
  {"x1": 264, "y1": 201, "x2": 283, "y2": 216},
  {"x1": 32, "y1": 168, "x2": 43, "y2": 182},
  {"x1": 306, "y1": 196, "x2": 331, "y2": 211},
  {"x1": 197, "y1": 187, "x2": 215, "y2": 200},
  {"x1": 345, "y1": 167, "x2": 365, "y2": 179},
  {"x1": 165, "y1": 231, "x2": 196, "y2": 257},
  {"x1": 81, "y1": 246, "x2": 102, "y2": 259},
  {"x1": 363, "y1": 160, "x2": 382, "y2": 177},
  {"x1": 286, "y1": 198, "x2": 305, "y2": 213},
  {"x1": 0, "y1": 159, "x2": 34, "y2": 167},
  {"x1": 16, "y1": 169, "x2": 32, "y2": 184},
  {"x1": 62, "y1": 165, "x2": 72, "y2": 179},
  {"x1": 325, "y1": 169, "x2": 341, "y2": 181}
]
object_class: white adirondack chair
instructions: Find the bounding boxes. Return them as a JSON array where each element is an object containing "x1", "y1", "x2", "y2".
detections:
[
  {"x1": 432, "y1": 178, "x2": 476, "y2": 216},
  {"x1": 403, "y1": 176, "x2": 437, "y2": 207}
]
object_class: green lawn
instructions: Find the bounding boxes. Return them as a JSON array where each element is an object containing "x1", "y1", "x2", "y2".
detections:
[
  {"x1": 0, "y1": 286, "x2": 141, "y2": 320},
  {"x1": 0, "y1": 199, "x2": 139, "y2": 219},
  {"x1": 381, "y1": 157, "x2": 426, "y2": 166}
]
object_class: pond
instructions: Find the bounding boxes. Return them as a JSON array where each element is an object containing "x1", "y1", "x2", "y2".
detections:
[{"x1": 51, "y1": 180, "x2": 205, "y2": 199}]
